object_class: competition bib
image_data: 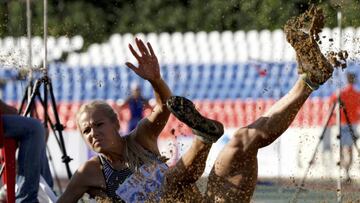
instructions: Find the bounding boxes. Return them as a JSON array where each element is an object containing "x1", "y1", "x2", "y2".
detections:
[{"x1": 116, "y1": 162, "x2": 168, "y2": 202}]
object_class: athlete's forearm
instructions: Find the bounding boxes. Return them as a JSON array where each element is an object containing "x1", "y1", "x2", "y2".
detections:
[{"x1": 150, "y1": 78, "x2": 172, "y2": 109}]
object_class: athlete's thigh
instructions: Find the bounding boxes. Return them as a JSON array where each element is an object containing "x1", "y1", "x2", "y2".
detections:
[{"x1": 205, "y1": 145, "x2": 258, "y2": 202}]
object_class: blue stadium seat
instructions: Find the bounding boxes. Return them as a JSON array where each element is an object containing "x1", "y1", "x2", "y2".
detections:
[{"x1": 106, "y1": 67, "x2": 122, "y2": 100}]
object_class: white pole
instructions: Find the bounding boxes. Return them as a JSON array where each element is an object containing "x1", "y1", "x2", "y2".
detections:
[
  {"x1": 26, "y1": 0, "x2": 32, "y2": 79},
  {"x1": 43, "y1": 0, "x2": 48, "y2": 74},
  {"x1": 336, "y1": 10, "x2": 342, "y2": 203},
  {"x1": 26, "y1": 0, "x2": 33, "y2": 102}
]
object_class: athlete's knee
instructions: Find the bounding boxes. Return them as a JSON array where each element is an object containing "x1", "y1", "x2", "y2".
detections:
[{"x1": 228, "y1": 128, "x2": 259, "y2": 153}]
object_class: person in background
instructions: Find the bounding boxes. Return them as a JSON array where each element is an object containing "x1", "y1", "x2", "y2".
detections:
[
  {"x1": 120, "y1": 82, "x2": 151, "y2": 133},
  {"x1": 0, "y1": 99, "x2": 53, "y2": 202},
  {"x1": 329, "y1": 72, "x2": 360, "y2": 182}
]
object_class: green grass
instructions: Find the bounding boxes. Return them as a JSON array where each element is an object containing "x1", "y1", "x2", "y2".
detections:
[{"x1": 253, "y1": 183, "x2": 360, "y2": 202}]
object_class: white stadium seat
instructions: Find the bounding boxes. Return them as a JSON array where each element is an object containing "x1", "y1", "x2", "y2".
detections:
[
  {"x1": 101, "y1": 43, "x2": 115, "y2": 67},
  {"x1": 234, "y1": 30, "x2": 248, "y2": 62},
  {"x1": 318, "y1": 28, "x2": 333, "y2": 54},
  {"x1": 80, "y1": 53, "x2": 91, "y2": 67},
  {"x1": 221, "y1": 31, "x2": 236, "y2": 63},
  {"x1": 122, "y1": 33, "x2": 136, "y2": 63},
  {"x1": 57, "y1": 36, "x2": 71, "y2": 52},
  {"x1": 171, "y1": 32, "x2": 186, "y2": 64},
  {"x1": 134, "y1": 33, "x2": 146, "y2": 42},
  {"x1": 331, "y1": 27, "x2": 341, "y2": 50},
  {"x1": 70, "y1": 35, "x2": 84, "y2": 51},
  {"x1": 159, "y1": 32, "x2": 174, "y2": 64},
  {"x1": 259, "y1": 29, "x2": 272, "y2": 62},
  {"x1": 356, "y1": 27, "x2": 360, "y2": 59},
  {"x1": 3, "y1": 37, "x2": 15, "y2": 49},
  {"x1": 272, "y1": 29, "x2": 285, "y2": 61},
  {"x1": 109, "y1": 33, "x2": 122, "y2": 47},
  {"x1": 195, "y1": 31, "x2": 210, "y2": 64},
  {"x1": 184, "y1": 32, "x2": 198, "y2": 64},
  {"x1": 343, "y1": 27, "x2": 355, "y2": 59},
  {"x1": 146, "y1": 32, "x2": 160, "y2": 56},
  {"x1": 51, "y1": 27, "x2": 359, "y2": 66},
  {"x1": 209, "y1": 31, "x2": 223, "y2": 63},
  {"x1": 246, "y1": 30, "x2": 260, "y2": 61},
  {"x1": 67, "y1": 53, "x2": 80, "y2": 67}
]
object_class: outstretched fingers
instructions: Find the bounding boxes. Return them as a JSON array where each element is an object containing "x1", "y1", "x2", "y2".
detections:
[
  {"x1": 125, "y1": 62, "x2": 139, "y2": 74},
  {"x1": 147, "y1": 42, "x2": 155, "y2": 57},
  {"x1": 128, "y1": 44, "x2": 141, "y2": 60},
  {"x1": 136, "y1": 38, "x2": 150, "y2": 56}
]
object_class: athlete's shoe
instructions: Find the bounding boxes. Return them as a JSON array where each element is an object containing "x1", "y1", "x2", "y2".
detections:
[
  {"x1": 166, "y1": 96, "x2": 224, "y2": 143},
  {"x1": 284, "y1": 5, "x2": 334, "y2": 90}
]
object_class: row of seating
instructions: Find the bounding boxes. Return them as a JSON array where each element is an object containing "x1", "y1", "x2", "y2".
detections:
[
  {"x1": 67, "y1": 27, "x2": 360, "y2": 66},
  {"x1": 1, "y1": 28, "x2": 358, "y2": 69},
  {"x1": 1, "y1": 62, "x2": 359, "y2": 102},
  {"x1": 0, "y1": 35, "x2": 83, "y2": 67},
  {"x1": 14, "y1": 98, "x2": 342, "y2": 136},
  {"x1": 15, "y1": 98, "x2": 335, "y2": 137}
]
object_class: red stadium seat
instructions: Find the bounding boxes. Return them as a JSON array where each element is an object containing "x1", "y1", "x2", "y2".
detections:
[
  {"x1": 199, "y1": 100, "x2": 215, "y2": 119},
  {"x1": 213, "y1": 100, "x2": 228, "y2": 126},
  {"x1": 312, "y1": 98, "x2": 324, "y2": 126},
  {"x1": 234, "y1": 100, "x2": 246, "y2": 126},
  {"x1": 255, "y1": 99, "x2": 266, "y2": 118},
  {"x1": 244, "y1": 99, "x2": 257, "y2": 126},
  {"x1": 223, "y1": 100, "x2": 237, "y2": 128},
  {"x1": 0, "y1": 118, "x2": 17, "y2": 203},
  {"x1": 70, "y1": 102, "x2": 82, "y2": 115}
]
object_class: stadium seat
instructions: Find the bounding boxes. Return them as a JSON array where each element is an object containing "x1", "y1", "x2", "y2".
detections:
[
  {"x1": 66, "y1": 53, "x2": 80, "y2": 67},
  {"x1": 223, "y1": 99, "x2": 237, "y2": 127},
  {"x1": 233, "y1": 100, "x2": 247, "y2": 126},
  {"x1": 343, "y1": 27, "x2": 355, "y2": 57},
  {"x1": 246, "y1": 30, "x2": 260, "y2": 61},
  {"x1": 209, "y1": 31, "x2": 223, "y2": 63},
  {"x1": 70, "y1": 35, "x2": 84, "y2": 51},
  {"x1": 57, "y1": 36, "x2": 71, "y2": 52},
  {"x1": 259, "y1": 30, "x2": 272, "y2": 61},
  {"x1": 134, "y1": 33, "x2": 147, "y2": 42},
  {"x1": 158, "y1": 32, "x2": 173, "y2": 64},
  {"x1": 234, "y1": 31, "x2": 248, "y2": 62},
  {"x1": 101, "y1": 43, "x2": 115, "y2": 67},
  {"x1": 255, "y1": 99, "x2": 267, "y2": 118},
  {"x1": 221, "y1": 31, "x2": 236, "y2": 63},
  {"x1": 146, "y1": 32, "x2": 159, "y2": 47},
  {"x1": 318, "y1": 28, "x2": 332, "y2": 54},
  {"x1": 3, "y1": 37, "x2": 15, "y2": 52},
  {"x1": 88, "y1": 44, "x2": 103, "y2": 66},
  {"x1": 169, "y1": 32, "x2": 183, "y2": 64},
  {"x1": 196, "y1": 32, "x2": 211, "y2": 64},
  {"x1": 272, "y1": 29, "x2": 285, "y2": 61},
  {"x1": 184, "y1": 32, "x2": 199, "y2": 64},
  {"x1": 283, "y1": 41, "x2": 296, "y2": 61},
  {"x1": 79, "y1": 53, "x2": 91, "y2": 67}
]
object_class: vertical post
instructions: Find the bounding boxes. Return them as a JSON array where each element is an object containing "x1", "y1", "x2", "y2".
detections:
[
  {"x1": 43, "y1": 0, "x2": 49, "y2": 147},
  {"x1": 26, "y1": 0, "x2": 33, "y2": 102},
  {"x1": 43, "y1": 0, "x2": 48, "y2": 75},
  {"x1": 26, "y1": 0, "x2": 32, "y2": 79},
  {"x1": 335, "y1": 10, "x2": 342, "y2": 203}
]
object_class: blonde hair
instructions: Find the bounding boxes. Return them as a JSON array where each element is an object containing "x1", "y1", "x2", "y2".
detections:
[{"x1": 76, "y1": 100, "x2": 155, "y2": 171}]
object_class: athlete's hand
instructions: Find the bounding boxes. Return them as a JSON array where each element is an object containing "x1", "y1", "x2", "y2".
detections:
[{"x1": 126, "y1": 38, "x2": 161, "y2": 82}]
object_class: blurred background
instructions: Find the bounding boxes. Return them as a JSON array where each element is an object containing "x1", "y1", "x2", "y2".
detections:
[{"x1": 1, "y1": 0, "x2": 360, "y2": 202}]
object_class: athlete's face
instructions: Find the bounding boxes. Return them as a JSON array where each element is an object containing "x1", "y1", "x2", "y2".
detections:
[{"x1": 78, "y1": 108, "x2": 120, "y2": 153}]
